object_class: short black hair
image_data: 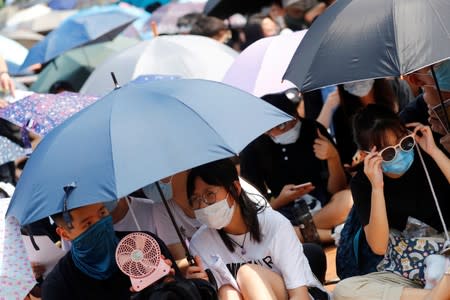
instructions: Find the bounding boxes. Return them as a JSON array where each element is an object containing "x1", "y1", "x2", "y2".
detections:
[
  {"x1": 190, "y1": 16, "x2": 228, "y2": 37},
  {"x1": 261, "y1": 92, "x2": 298, "y2": 117}
]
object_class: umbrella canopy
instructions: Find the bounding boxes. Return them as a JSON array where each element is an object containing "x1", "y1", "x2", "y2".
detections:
[
  {"x1": 0, "y1": 92, "x2": 99, "y2": 136},
  {"x1": 19, "y1": 7, "x2": 137, "y2": 70},
  {"x1": 80, "y1": 35, "x2": 238, "y2": 96},
  {"x1": 0, "y1": 34, "x2": 28, "y2": 75},
  {"x1": 7, "y1": 79, "x2": 292, "y2": 225},
  {"x1": 122, "y1": 0, "x2": 170, "y2": 8},
  {"x1": 283, "y1": 0, "x2": 450, "y2": 92},
  {"x1": 0, "y1": 29, "x2": 44, "y2": 49},
  {"x1": 223, "y1": 30, "x2": 306, "y2": 97},
  {"x1": 148, "y1": 2, "x2": 206, "y2": 34},
  {"x1": 0, "y1": 136, "x2": 27, "y2": 166},
  {"x1": 16, "y1": 9, "x2": 77, "y2": 34},
  {"x1": 0, "y1": 198, "x2": 36, "y2": 300},
  {"x1": 5, "y1": 4, "x2": 51, "y2": 28},
  {"x1": 204, "y1": 0, "x2": 273, "y2": 19},
  {"x1": 30, "y1": 36, "x2": 138, "y2": 93}
]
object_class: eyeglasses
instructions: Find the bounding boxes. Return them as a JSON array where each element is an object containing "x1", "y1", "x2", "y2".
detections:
[
  {"x1": 189, "y1": 189, "x2": 227, "y2": 209},
  {"x1": 366, "y1": 134, "x2": 415, "y2": 162}
]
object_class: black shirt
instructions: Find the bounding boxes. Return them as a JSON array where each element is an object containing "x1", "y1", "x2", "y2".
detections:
[
  {"x1": 351, "y1": 148, "x2": 450, "y2": 232},
  {"x1": 42, "y1": 231, "x2": 177, "y2": 300},
  {"x1": 240, "y1": 118, "x2": 332, "y2": 206}
]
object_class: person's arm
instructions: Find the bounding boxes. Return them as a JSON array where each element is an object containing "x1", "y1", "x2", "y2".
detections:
[
  {"x1": 316, "y1": 90, "x2": 340, "y2": 129},
  {"x1": 0, "y1": 55, "x2": 15, "y2": 97},
  {"x1": 270, "y1": 183, "x2": 315, "y2": 210},
  {"x1": 287, "y1": 286, "x2": 311, "y2": 300},
  {"x1": 362, "y1": 149, "x2": 390, "y2": 255},
  {"x1": 313, "y1": 128, "x2": 347, "y2": 194},
  {"x1": 409, "y1": 123, "x2": 450, "y2": 183}
]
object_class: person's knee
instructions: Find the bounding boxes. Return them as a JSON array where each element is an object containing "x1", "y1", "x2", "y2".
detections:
[
  {"x1": 236, "y1": 264, "x2": 257, "y2": 285},
  {"x1": 333, "y1": 276, "x2": 368, "y2": 300}
]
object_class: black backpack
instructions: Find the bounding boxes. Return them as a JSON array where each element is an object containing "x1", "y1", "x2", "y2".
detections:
[
  {"x1": 132, "y1": 278, "x2": 218, "y2": 300},
  {"x1": 336, "y1": 206, "x2": 383, "y2": 279}
]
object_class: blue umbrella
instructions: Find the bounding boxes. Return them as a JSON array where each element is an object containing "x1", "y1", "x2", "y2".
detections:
[
  {"x1": 7, "y1": 79, "x2": 292, "y2": 225},
  {"x1": 20, "y1": 6, "x2": 137, "y2": 70}
]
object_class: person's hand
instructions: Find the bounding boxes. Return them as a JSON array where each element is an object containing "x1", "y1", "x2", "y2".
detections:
[
  {"x1": 0, "y1": 72, "x2": 15, "y2": 98},
  {"x1": 31, "y1": 262, "x2": 46, "y2": 280},
  {"x1": 364, "y1": 147, "x2": 384, "y2": 189},
  {"x1": 313, "y1": 129, "x2": 339, "y2": 161},
  {"x1": 276, "y1": 183, "x2": 315, "y2": 207},
  {"x1": 0, "y1": 98, "x2": 8, "y2": 109},
  {"x1": 129, "y1": 255, "x2": 175, "y2": 292},
  {"x1": 324, "y1": 90, "x2": 341, "y2": 111},
  {"x1": 186, "y1": 255, "x2": 209, "y2": 281},
  {"x1": 408, "y1": 122, "x2": 439, "y2": 156}
]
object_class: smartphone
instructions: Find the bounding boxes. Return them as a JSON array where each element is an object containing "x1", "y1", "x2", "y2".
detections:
[{"x1": 292, "y1": 182, "x2": 313, "y2": 190}]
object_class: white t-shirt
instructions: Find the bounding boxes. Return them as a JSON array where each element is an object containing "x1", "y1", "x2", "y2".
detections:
[
  {"x1": 151, "y1": 177, "x2": 270, "y2": 246},
  {"x1": 113, "y1": 197, "x2": 156, "y2": 233},
  {"x1": 152, "y1": 198, "x2": 201, "y2": 246},
  {"x1": 189, "y1": 208, "x2": 324, "y2": 291}
]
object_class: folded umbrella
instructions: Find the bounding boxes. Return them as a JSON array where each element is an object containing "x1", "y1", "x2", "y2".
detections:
[
  {"x1": 7, "y1": 79, "x2": 292, "y2": 225},
  {"x1": 0, "y1": 198, "x2": 36, "y2": 300}
]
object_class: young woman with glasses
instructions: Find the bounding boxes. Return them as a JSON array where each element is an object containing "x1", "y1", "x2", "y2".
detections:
[
  {"x1": 333, "y1": 104, "x2": 450, "y2": 300},
  {"x1": 184, "y1": 158, "x2": 329, "y2": 300}
]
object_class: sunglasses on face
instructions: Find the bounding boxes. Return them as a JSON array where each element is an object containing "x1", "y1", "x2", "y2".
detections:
[{"x1": 365, "y1": 134, "x2": 416, "y2": 162}]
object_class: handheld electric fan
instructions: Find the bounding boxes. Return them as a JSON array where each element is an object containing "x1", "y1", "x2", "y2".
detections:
[{"x1": 116, "y1": 232, "x2": 170, "y2": 291}]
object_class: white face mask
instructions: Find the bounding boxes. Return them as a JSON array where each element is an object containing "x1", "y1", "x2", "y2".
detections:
[
  {"x1": 194, "y1": 197, "x2": 235, "y2": 229},
  {"x1": 343, "y1": 79, "x2": 375, "y2": 97},
  {"x1": 270, "y1": 120, "x2": 301, "y2": 145},
  {"x1": 142, "y1": 179, "x2": 173, "y2": 202}
]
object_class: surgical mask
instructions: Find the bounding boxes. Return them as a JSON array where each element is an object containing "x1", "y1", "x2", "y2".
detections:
[
  {"x1": 142, "y1": 180, "x2": 173, "y2": 202},
  {"x1": 271, "y1": 120, "x2": 301, "y2": 145},
  {"x1": 343, "y1": 79, "x2": 375, "y2": 97},
  {"x1": 381, "y1": 149, "x2": 414, "y2": 175},
  {"x1": 103, "y1": 200, "x2": 118, "y2": 213},
  {"x1": 71, "y1": 216, "x2": 119, "y2": 280},
  {"x1": 434, "y1": 60, "x2": 450, "y2": 92},
  {"x1": 194, "y1": 197, "x2": 235, "y2": 229}
]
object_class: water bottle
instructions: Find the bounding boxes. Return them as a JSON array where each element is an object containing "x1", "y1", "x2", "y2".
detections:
[{"x1": 293, "y1": 199, "x2": 321, "y2": 244}]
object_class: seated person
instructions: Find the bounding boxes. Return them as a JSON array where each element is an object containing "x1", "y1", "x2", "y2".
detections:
[
  {"x1": 42, "y1": 202, "x2": 178, "y2": 300},
  {"x1": 185, "y1": 158, "x2": 329, "y2": 300},
  {"x1": 240, "y1": 92, "x2": 350, "y2": 243},
  {"x1": 334, "y1": 105, "x2": 450, "y2": 300}
]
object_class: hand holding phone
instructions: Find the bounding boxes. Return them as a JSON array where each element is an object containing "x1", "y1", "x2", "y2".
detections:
[{"x1": 292, "y1": 182, "x2": 313, "y2": 190}]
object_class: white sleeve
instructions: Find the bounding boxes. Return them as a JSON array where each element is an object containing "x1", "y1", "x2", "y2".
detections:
[{"x1": 270, "y1": 212, "x2": 319, "y2": 290}]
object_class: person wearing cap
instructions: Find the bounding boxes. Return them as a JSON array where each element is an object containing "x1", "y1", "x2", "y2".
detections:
[
  {"x1": 240, "y1": 92, "x2": 349, "y2": 243},
  {"x1": 282, "y1": 0, "x2": 320, "y2": 30},
  {"x1": 42, "y1": 202, "x2": 178, "y2": 300}
]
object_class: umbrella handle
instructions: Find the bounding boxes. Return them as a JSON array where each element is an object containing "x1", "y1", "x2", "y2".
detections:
[{"x1": 155, "y1": 182, "x2": 195, "y2": 266}]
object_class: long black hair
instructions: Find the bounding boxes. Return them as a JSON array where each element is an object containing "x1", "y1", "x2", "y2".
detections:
[
  {"x1": 187, "y1": 158, "x2": 264, "y2": 252},
  {"x1": 353, "y1": 104, "x2": 409, "y2": 152}
]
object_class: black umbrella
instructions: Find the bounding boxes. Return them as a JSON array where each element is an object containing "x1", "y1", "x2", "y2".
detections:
[
  {"x1": 284, "y1": 0, "x2": 450, "y2": 91},
  {"x1": 283, "y1": 0, "x2": 450, "y2": 128},
  {"x1": 204, "y1": 0, "x2": 273, "y2": 19}
]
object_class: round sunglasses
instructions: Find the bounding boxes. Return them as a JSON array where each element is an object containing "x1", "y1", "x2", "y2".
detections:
[{"x1": 365, "y1": 134, "x2": 416, "y2": 162}]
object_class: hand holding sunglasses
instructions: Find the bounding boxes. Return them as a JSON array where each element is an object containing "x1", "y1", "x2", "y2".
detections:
[{"x1": 407, "y1": 122, "x2": 440, "y2": 157}]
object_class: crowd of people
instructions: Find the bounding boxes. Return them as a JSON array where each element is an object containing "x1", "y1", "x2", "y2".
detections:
[{"x1": 1, "y1": 0, "x2": 450, "y2": 300}]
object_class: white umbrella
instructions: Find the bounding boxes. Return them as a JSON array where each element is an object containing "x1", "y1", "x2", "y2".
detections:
[
  {"x1": 6, "y1": 4, "x2": 51, "y2": 28},
  {"x1": 0, "y1": 198, "x2": 36, "y2": 300},
  {"x1": 80, "y1": 35, "x2": 238, "y2": 96}
]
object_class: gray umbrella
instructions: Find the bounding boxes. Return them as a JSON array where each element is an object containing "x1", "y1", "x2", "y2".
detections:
[{"x1": 283, "y1": 0, "x2": 450, "y2": 92}]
